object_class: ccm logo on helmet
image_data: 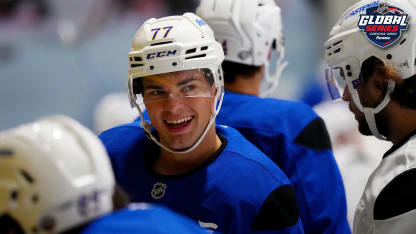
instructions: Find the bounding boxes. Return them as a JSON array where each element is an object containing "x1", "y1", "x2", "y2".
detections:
[
  {"x1": 358, "y1": 2, "x2": 409, "y2": 48},
  {"x1": 146, "y1": 50, "x2": 177, "y2": 59}
]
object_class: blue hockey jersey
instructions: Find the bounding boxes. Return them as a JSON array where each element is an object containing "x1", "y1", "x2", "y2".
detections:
[
  {"x1": 216, "y1": 91, "x2": 350, "y2": 234},
  {"x1": 100, "y1": 124, "x2": 304, "y2": 234},
  {"x1": 82, "y1": 203, "x2": 207, "y2": 234}
]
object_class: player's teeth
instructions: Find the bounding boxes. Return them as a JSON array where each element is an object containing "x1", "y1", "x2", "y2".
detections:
[{"x1": 166, "y1": 116, "x2": 192, "y2": 124}]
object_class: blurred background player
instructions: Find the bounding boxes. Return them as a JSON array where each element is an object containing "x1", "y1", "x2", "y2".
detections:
[
  {"x1": 325, "y1": 0, "x2": 416, "y2": 233},
  {"x1": 0, "y1": 115, "x2": 208, "y2": 234},
  {"x1": 196, "y1": 0, "x2": 350, "y2": 233},
  {"x1": 100, "y1": 12, "x2": 304, "y2": 233}
]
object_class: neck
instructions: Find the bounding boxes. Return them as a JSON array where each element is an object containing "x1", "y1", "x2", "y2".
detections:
[
  {"x1": 384, "y1": 102, "x2": 416, "y2": 144},
  {"x1": 224, "y1": 67, "x2": 264, "y2": 96},
  {"x1": 155, "y1": 125, "x2": 222, "y2": 175}
]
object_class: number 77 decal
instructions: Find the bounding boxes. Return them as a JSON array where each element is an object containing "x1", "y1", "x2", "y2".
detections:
[{"x1": 151, "y1": 26, "x2": 174, "y2": 40}]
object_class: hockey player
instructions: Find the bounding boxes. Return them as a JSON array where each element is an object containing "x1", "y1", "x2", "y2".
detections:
[
  {"x1": 100, "y1": 13, "x2": 304, "y2": 233},
  {"x1": 196, "y1": 1, "x2": 350, "y2": 233},
  {"x1": 325, "y1": 0, "x2": 416, "y2": 233},
  {"x1": 0, "y1": 115, "x2": 207, "y2": 234}
]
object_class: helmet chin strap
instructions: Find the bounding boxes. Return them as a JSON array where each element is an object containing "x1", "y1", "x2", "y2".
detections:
[
  {"x1": 128, "y1": 76, "x2": 224, "y2": 154},
  {"x1": 352, "y1": 80, "x2": 395, "y2": 140}
]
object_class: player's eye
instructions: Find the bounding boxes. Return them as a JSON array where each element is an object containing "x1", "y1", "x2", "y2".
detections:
[
  {"x1": 150, "y1": 90, "x2": 165, "y2": 95},
  {"x1": 181, "y1": 85, "x2": 196, "y2": 93},
  {"x1": 144, "y1": 89, "x2": 166, "y2": 97}
]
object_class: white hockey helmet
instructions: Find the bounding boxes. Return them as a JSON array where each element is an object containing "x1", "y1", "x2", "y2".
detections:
[
  {"x1": 0, "y1": 115, "x2": 115, "y2": 233},
  {"x1": 127, "y1": 12, "x2": 225, "y2": 154},
  {"x1": 324, "y1": 0, "x2": 416, "y2": 139},
  {"x1": 196, "y1": 0, "x2": 288, "y2": 96}
]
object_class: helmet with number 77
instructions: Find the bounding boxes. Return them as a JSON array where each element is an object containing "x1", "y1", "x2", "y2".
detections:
[
  {"x1": 0, "y1": 115, "x2": 115, "y2": 234},
  {"x1": 324, "y1": 0, "x2": 416, "y2": 139},
  {"x1": 127, "y1": 12, "x2": 225, "y2": 154}
]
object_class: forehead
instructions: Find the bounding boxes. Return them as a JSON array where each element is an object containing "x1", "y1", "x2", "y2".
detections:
[{"x1": 142, "y1": 70, "x2": 207, "y2": 87}]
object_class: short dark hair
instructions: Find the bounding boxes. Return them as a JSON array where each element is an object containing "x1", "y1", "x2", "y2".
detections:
[
  {"x1": 361, "y1": 56, "x2": 416, "y2": 109},
  {"x1": 222, "y1": 60, "x2": 262, "y2": 84}
]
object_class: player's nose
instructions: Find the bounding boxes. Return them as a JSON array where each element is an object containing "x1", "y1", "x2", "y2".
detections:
[{"x1": 162, "y1": 95, "x2": 186, "y2": 113}]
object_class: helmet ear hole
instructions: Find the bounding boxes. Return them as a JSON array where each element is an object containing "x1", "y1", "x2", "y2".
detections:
[
  {"x1": 19, "y1": 169, "x2": 34, "y2": 184},
  {"x1": 10, "y1": 190, "x2": 18, "y2": 201}
]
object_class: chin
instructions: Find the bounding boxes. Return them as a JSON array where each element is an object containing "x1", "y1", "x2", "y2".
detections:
[
  {"x1": 356, "y1": 111, "x2": 388, "y2": 138},
  {"x1": 170, "y1": 143, "x2": 192, "y2": 151},
  {"x1": 169, "y1": 138, "x2": 195, "y2": 151}
]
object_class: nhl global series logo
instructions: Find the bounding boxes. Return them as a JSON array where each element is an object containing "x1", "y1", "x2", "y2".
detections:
[
  {"x1": 151, "y1": 182, "x2": 167, "y2": 199},
  {"x1": 358, "y1": 2, "x2": 409, "y2": 48}
]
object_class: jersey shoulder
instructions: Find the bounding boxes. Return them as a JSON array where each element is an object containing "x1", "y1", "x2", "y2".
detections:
[
  {"x1": 374, "y1": 167, "x2": 416, "y2": 220},
  {"x1": 99, "y1": 123, "x2": 149, "y2": 183},
  {"x1": 220, "y1": 92, "x2": 331, "y2": 150},
  {"x1": 217, "y1": 126, "x2": 285, "y2": 176},
  {"x1": 222, "y1": 91, "x2": 317, "y2": 122},
  {"x1": 373, "y1": 138, "x2": 416, "y2": 220},
  {"x1": 99, "y1": 122, "x2": 147, "y2": 155},
  {"x1": 212, "y1": 127, "x2": 301, "y2": 232},
  {"x1": 221, "y1": 92, "x2": 315, "y2": 129},
  {"x1": 215, "y1": 126, "x2": 291, "y2": 188}
]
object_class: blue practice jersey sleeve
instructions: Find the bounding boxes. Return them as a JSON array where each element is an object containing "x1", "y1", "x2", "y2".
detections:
[{"x1": 216, "y1": 91, "x2": 350, "y2": 234}]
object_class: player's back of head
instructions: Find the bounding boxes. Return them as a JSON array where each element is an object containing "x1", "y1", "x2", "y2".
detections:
[
  {"x1": 0, "y1": 115, "x2": 115, "y2": 234},
  {"x1": 196, "y1": 0, "x2": 283, "y2": 66},
  {"x1": 196, "y1": 0, "x2": 287, "y2": 94}
]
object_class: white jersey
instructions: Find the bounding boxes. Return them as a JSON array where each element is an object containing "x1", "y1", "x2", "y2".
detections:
[{"x1": 353, "y1": 131, "x2": 416, "y2": 234}]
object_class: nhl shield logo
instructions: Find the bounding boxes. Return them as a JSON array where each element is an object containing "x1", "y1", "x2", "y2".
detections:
[
  {"x1": 358, "y1": 2, "x2": 409, "y2": 48},
  {"x1": 378, "y1": 2, "x2": 389, "y2": 15},
  {"x1": 151, "y1": 182, "x2": 167, "y2": 199}
]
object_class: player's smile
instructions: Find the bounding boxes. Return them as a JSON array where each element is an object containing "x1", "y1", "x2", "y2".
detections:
[{"x1": 163, "y1": 115, "x2": 194, "y2": 134}]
